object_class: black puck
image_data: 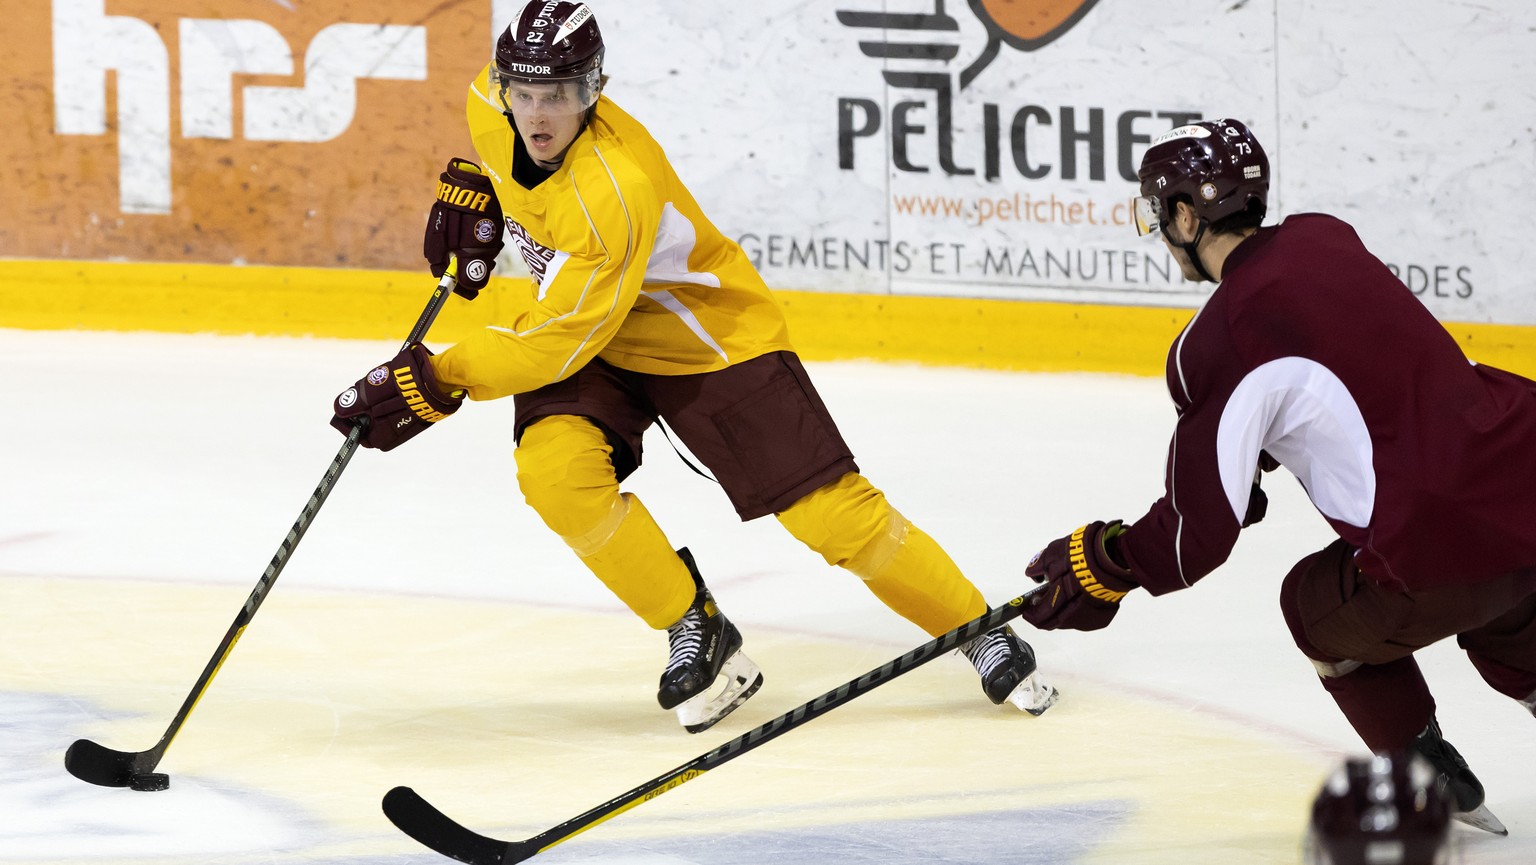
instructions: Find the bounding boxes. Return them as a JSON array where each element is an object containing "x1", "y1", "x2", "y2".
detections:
[{"x1": 128, "y1": 772, "x2": 170, "y2": 792}]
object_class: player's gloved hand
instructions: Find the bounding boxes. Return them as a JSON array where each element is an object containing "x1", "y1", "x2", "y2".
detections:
[
  {"x1": 424, "y1": 157, "x2": 504, "y2": 300},
  {"x1": 1243, "y1": 483, "x2": 1269, "y2": 527},
  {"x1": 1022, "y1": 520, "x2": 1139, "y2": 631},
  {"x1": 1242, "y1": 450, "x2": 1281, "y2": 527},
  {"x1": 331, "y1": 344, "x2": 462, "y2": 451}
]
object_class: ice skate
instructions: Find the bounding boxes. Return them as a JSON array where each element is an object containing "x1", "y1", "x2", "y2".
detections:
[
  {"x1": 657, "y1": 548, "x2": 764, "y2": 733},
  {"x1": 1410, "y1": 715, "x2": 1508, "y2": 836},
  {"x1": 961, "y1": 625, "x2": 1058, "y2": 716}
]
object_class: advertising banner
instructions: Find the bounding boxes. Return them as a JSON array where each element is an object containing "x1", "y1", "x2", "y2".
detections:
[
  {"x1": 4, "y1": 1, "x2": 1535, "y2": 325},
  {"x1": 0, "y1": 0, "x2": 492, "y2": 268},
  {"x1": 703, "y1": 0, "x2": 1276, "y2": 310},
  {"x1": 599, "y1": 0, "x2": 1536, "y2": 324}
]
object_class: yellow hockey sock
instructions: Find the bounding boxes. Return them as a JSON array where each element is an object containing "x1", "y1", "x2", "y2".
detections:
[
  {"x1": 576, "y1": 493, "x2": 696, "y2": 629},
  {"x1": 776, "y1": 472, "x2": 986, "y2": 636},
  {"x1": 517, "y1": 416, "x2": 694, "y2": 629}
]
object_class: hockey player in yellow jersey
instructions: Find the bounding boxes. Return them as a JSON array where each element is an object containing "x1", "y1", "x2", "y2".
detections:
[{"x1": 331, "y1": 0, "x2": 1056, "y2": 732}]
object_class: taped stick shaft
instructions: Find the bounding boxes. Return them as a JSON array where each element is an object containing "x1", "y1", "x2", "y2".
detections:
[
  {"x1": 384, "y1": 595, "x2": 1032, "y2": 865},
  {"x1": 66, "y1": 266, "x2": 459, "y2": 787}
]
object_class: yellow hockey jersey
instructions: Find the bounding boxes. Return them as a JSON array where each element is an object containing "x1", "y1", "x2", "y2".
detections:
[{"x1": 429, "y1": 65, "x2": 794, "y2": 400}]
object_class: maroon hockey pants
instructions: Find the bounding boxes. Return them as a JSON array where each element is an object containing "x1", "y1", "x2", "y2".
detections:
[{"x1": 1279, "y1": 538, "x2": 1536, "y2": 750}]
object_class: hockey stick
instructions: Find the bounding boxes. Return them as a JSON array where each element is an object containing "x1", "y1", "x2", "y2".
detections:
[
  {"x1": 382, "y1": 594, "x2": 1033, "y2": 865},
  {"x1": 65, "y1": 262, "x2": 462, "y2": 790}
]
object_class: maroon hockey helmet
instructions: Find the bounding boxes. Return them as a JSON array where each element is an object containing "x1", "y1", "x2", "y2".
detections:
[
  {"x1": 492, "y1": 1, "x2": 604, "y2": 118},
  {"x1": 1304, "y1": 752, "x2": 1453, "y2": 865},
  {"x1": 1132, "y1": 118, "x2": 1269, "y2": 237}
]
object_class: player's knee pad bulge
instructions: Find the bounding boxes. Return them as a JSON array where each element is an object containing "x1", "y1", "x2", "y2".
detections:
[{"x1": 515, "y1": 416, "x2": 626, "y2": 535}]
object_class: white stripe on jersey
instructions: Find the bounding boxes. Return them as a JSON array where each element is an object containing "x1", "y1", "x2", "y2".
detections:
[
  {"x1": 640, "y1": 202, "x2": 729, "y2": 360},
  {"x1": 640, "y1": 289, "x2": 729, "y2": 363},
  {"x1": 1168, "y1": 300, "x2": 1210, "y2": 586},
  {"x1": 1173, "y1": 301, "x2": 1207, "y2": 409},
  {"x1": 646, "y1": 203, "x2": 721, "y2": 290},
  {"x1": 553, "y1": 146, "x2": 631, "y2": 382},
  {"x1": 1170, "y1": 426, "x2": 1190, "y2": 587},
  {"x1": 483, "y1": 143, "x2": 627, "y2": 389},
  {"x1": 1216, "y1": 356, "x2": 1376, "y2": 529},
  {"x1": 470, "y1": 80, "x2": 498, "y2": 111}
]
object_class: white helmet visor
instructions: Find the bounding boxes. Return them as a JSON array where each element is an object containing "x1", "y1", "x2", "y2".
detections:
[
  {"x1": 1131, "y1": 195, "x2": 1162, "y2": 237},
  {"x1": 490, "y1": 67, "x2": 601, "y2": 118}
]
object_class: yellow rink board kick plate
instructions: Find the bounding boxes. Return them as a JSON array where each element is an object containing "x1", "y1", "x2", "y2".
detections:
[
  {"x1": 2, "y1": 574, "x2": 1322, "y2": 864},
  {"x1": 3, "y1": 259, "x2": 1533, "y2": 379}
]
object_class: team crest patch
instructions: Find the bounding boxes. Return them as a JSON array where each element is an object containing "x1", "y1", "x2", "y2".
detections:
[
  {"x1": 474, "y1": 218, "x2": 498, "y2": 243},
  {"x1": 507, "y1": 219, "x2": 558, "y2": 286},
  {"x1": 338, "y1": 387, "x2": 359, "y2": 408},
  {"x1": 367, "y1": 366, "x2": 390, "y2": 386},
  {"x1": 1200, "y1": 182, "x2": 1218, "y2": 200}
]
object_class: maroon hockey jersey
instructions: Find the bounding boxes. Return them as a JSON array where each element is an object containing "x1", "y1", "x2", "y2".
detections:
[{"x1": 1120, "y1": 214, "x2": 1536, "y2": 594}]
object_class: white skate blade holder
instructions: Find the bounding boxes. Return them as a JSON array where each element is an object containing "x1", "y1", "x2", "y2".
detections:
[
  {"x1": 675, "y1": 651, "x2": 763, "y2": 734},
  {"x1": 1006, "y1": 670, "x2": 1059, "y2": 716},
  {"x1": 1455, "y1": 803, "x2": 1508, "y2": 836}
]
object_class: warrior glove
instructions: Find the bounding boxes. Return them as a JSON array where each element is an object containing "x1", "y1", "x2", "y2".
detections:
[
  {"x1": 1022, "y1": 520, "x2": 1139, "y2": 631},
  {"x1": 424, "y1": 158, "x2": 504, "y2": 300},
  {"x1": 331, "y1": 344, "x2": 462, "y2": 451}
]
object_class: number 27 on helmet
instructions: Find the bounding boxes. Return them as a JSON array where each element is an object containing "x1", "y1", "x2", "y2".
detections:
[{"x1": 491, "y1": 1, "x2": 605, "y2": 118}]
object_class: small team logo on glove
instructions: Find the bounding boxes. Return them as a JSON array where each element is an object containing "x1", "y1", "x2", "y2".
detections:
[
  {"x1": 330, "y1": 343, "x2": 463, "y2": 452},
  {"x1": 473, "y1": 218, "x2": 498, "y2": 243},
  {"x1": 465, "y1": 259, "x2": 489, "y2": 283}
]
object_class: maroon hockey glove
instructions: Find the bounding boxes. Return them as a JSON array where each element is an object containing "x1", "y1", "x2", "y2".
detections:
[
  {"x1": 1022, "y1": 520, "x2": 1139, "y2": 631},
  {"x1": 330, "y1": 344, "x2": 462, "y2": 452},
  {"x1": 1243, "y1": 483, "x2": 1269, "y2": 527},
  {"x1": 1241, "y1": 451, "x2": 1280, "y2": 527},
  {"x1": 424, "y1": 158, "x2": 504, "y2": 300}
]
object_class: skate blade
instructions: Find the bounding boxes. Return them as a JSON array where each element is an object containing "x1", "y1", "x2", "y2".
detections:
[
  {"x1": 1454, "y1": 803, "x2": 1508, "y2": 836},
  {"x1": 676, "y1": 651, "x2": 764, "y2": 734},
  {"x1": 1006, "y1": 672, "x2": 1059, "y2": 717}
]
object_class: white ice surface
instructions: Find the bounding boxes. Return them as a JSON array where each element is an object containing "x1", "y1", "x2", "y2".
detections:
[{"x1": 1, "y1": 328, "x2": 1531, "y2": 864}]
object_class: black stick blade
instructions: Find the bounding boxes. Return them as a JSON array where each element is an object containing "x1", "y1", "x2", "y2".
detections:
[
  {"x1": 64, "y1": 739, "x2": 153, "y2": 788},
  {"x1": 383, "y1": 786, "x2": 534, "y2": 865}
]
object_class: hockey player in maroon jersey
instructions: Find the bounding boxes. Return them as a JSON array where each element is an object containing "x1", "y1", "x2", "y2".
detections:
[
  {"x1": 1021, "y1": 118, "x2": 1536, "y2": 835},
  {"x1": 330, "y1": 1, "x2": 1057, "y2": 734},
  {"x1": 1304, "y1": 751, "x2": 1452, "y2": 865}
]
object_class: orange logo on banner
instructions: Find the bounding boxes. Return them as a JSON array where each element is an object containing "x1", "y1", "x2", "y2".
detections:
[
  {"x1": 968, "y1": 0, "x2": 1103, "y2": 51},
  {"x1": 0, "y1": 1, "x2": 493, "y2": 271},
  {"x1": 836, "y1": 0, "x2": 1102, "y2": 89}
]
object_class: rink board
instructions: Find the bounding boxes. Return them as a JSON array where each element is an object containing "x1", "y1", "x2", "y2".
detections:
[{"x1": 3, "y1": 259, "x2": 1535, "y2": 378}]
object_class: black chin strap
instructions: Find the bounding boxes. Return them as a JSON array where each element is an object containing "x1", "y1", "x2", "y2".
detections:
[{"x1": 1172, "y1": 219, "x2": 1216, "y2": 282}]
